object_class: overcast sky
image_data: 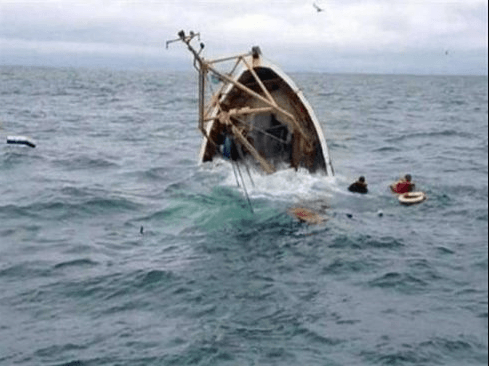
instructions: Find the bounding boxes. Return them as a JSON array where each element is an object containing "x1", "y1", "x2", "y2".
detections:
[{"x1": 0, "y1": 0, "x2": 487, "y2": 75}]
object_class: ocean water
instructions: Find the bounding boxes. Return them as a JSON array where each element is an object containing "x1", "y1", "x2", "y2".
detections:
[{"x1": 0, "y1": 65, "x2": 487, "y2": 366}]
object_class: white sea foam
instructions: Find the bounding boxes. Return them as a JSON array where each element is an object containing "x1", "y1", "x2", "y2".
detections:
[{"x1": 213, "y1": 159, "x2": 339, "y2": 203}]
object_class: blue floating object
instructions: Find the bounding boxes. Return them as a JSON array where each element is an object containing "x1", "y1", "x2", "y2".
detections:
[{"x1": 6, "y1": 136, "x2": 36, "y2": 148}]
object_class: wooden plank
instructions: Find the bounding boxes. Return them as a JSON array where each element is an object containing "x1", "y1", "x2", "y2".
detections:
[
  {"x1": 228, "y1": 122, "x2": 276, "y2": 174},
  {"x1": 204, "y1": 107, "x2": 273, "y2": 123}
]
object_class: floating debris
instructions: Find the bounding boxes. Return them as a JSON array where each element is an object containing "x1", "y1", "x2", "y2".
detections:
[
  {"x1": 7, "y1": 136, "x2": 36, "y2": 148},
  {"x1": 289, "y1": 207, "x2": 327, "y2": 225}
]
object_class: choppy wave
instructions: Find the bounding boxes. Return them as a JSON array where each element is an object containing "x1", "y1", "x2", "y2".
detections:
[{"x1": 0, "y1": 67, "x2": 486, "y2": 366}]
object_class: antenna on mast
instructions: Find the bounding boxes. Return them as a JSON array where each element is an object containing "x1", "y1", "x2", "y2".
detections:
[
  {"x1": 166, "y1": 30, "x2": 206, "y2": 72},
  {"x1": 166, "y1": 30, "x2": 201, "y2": 49}
]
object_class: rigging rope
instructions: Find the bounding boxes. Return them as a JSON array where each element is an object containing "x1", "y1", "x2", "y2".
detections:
[{"x1": 235, "y1": 161, "x2": 254, "y2": 214}]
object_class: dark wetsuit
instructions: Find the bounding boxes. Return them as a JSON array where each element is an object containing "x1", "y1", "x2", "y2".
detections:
[
  {"x1": 348, "y1": 181, "x2": 368, "y2": 194},
  {"x1": 222, "y1": 135, "x2": 239, "y2": 161}
]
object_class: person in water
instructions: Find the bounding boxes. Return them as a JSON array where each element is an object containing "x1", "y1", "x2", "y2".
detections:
[
  {"x1": 220, "y1": 134, "x2": 239, "y2": 161},
  {"x1": 348, "y1": 176, "x2": 368, "y2": 194},
  {"x1": 390, "y1": 174, "x2": 416, "y2": 194}
]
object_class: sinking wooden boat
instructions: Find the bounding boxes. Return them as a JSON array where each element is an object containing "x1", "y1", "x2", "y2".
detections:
[{"x1": 167, "y1": 30, "x2": 334, "y2": 176}]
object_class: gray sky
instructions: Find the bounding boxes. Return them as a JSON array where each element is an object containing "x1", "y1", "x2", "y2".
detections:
[{"x1": 0, "y1": 0, "x2": 487, "y2": 75}]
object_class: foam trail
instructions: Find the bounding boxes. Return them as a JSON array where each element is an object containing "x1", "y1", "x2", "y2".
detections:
[
  {"x1": 214, "y1": 160, "x2": 338, "y2": 204},
  {"x1": 201, "y1": 159, "x2": 381, "y2": 207}
]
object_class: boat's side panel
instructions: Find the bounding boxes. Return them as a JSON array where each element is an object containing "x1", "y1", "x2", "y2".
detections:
[{"x1": 263, "y1": 62, "x2": 334, "y2": 176}]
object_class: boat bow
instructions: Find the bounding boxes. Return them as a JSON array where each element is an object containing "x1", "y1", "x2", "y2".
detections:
[{"x1": 167, "y1": 30, "x2": 334, "y2": 176}]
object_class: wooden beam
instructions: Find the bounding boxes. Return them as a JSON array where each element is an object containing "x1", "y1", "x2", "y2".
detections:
[
  {"x1": 230, "y1": 106, "x2": 273, "y2": 117},
  {"x1": 240, "y1": 56, "x2": 277, "y2": 107},
  {"x1": 204, "y1": 107, "x2": 274, "y2": 123},
  {"x1": 198, "y1": 67, "x2": 206, "y2": 132},
  {"x1": 206, "y1": 63, "x2": 311, "y2": 142},
  {"x1": 231, "y1": 124, "x2": 276, "y2": 174},
  {"x1": 207, "y1": 52, "x2": 252, "y2": 65}
]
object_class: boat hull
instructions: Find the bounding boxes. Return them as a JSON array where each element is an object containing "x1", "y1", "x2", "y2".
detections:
[{"x1": 199, "y1": 58, "x2": 334, "y2": 176}]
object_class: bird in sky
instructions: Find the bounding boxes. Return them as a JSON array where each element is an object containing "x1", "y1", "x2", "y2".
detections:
[{"x1": 313, "y1": 3, "x2": 324, "y2": 12}]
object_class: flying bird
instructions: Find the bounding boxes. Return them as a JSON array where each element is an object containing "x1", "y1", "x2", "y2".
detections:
[{"x1": 313, "y1": 3, "x2": 324, "y2": 12}]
